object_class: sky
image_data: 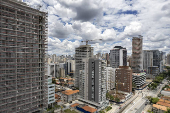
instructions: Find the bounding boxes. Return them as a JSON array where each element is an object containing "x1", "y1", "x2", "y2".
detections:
[{"x1": 24, "y1": 0, "x2": 170, "y2": 56}]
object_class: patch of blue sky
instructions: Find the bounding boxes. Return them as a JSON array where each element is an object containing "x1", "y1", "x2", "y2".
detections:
[
  {"x1": 100, "y1": 22, "x2": 110, "y2": 28},
  {"x1": 112, "y1": 26, "x2": 126, "y2": 32},
  {"x1": 117, "y1": 10, "x2": 138, "y2": 15},
  {"x1": 113, "y1": 41, "x2": 122, "y2": 44},
  {"x1": 58, "y1": 18, "x2": 66, "y2": 25},
  {"x1": 59, "y1": 39, "x2": 65, "y2": 42},
  {"x1": 103, "y1": 12, "x2": 107, "y2": 16},
  {"x1": 101, "y1": 29, "x2": 106, "y2": 34},
  {"x1": 42, "y1": 0, "x2": 50, "y2": 7}
]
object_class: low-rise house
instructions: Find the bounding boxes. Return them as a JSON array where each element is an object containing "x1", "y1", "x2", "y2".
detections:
[
  {"x1": 152, "y1": 104, "x2": 168, "y2": 113},
  {"x1": 61, "y1": 90, "x2": 79, "y2": 104},
  {"x1": 76, "y1": 104, "x2": 97, "y2": 113},
  {"x1": 161, "y1": 88, "x2": 170, "y2": 96},
  {"x1": 152, "y1": 99, "x2": 170, "y2": 113}
]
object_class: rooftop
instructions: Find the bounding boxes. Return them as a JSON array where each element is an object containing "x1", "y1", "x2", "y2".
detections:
[
  {"x1": 62, "y1": 90, "x2": 79, "y2": 96},
  {"x1": 56, "y1": 100, "x2": 62, "y2": 102},
  {"x1": 159, "y1": 99, "x2": 170, "y2": 104},
  {"x1": 55, "y1": 94, "x2": 61, "y2": 99},
  {"x1": 153, "y1": 104, "x2": 167, "y2": 111},
  {"x1": 132, "y1": 72, "x2": 146, "y2": 76},
  {"x1": 70, "y1": 103, "x2": 79, "y2": 107},
  {"x1": 82, "y1": 106, "x2": 97, "y2": 113},
  {"x1": 157, "y1": 101, "x2": 170, "y2": 107},
  {"x1": 165, "y1": 88, "x2": 170, "y2": 92}
]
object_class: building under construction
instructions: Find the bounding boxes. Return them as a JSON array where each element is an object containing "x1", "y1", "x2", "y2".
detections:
[
  {"x1": 0, "y1": 0, "x2": 48, "y2": 112},
  {"x1": 74, "y1": 45, "x2": 93, "y2": 88}
]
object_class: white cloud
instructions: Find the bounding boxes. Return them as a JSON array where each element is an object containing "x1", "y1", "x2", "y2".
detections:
[{"x1": 24, "y1": 0, "x2": 170, "y2": 55}]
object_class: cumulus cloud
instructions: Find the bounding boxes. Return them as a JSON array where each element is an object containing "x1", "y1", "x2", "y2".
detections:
[
  {"x1": 48, "y1": 37, "x2": 80, "y2": 55},
  {"x1": 24, "y1": 0, "x2": 170, "y2": 55},
  {"x1": 58, "y1": 0, "x2": 103, "y2": 22}
]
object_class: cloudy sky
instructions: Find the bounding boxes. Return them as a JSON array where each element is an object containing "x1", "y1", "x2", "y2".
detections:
[{"x1": 24, "y1": 0, "x2": 170, "y2": 56}]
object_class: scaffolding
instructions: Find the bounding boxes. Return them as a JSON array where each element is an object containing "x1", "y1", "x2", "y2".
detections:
[{"x1": 0, "y1": 0, "x2": 48, "y2": 112}]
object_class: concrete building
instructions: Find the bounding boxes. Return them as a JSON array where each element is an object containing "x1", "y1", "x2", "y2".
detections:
[
  {"x1": 48, "y1": 63, "x2": 60, "y2": 78},
  {"x1": 110, "y1": 46, "x2": 127, "y2": 68},
  {"x1": 132, "y1": 73, "x2": 146, "y2": 88},
  {"x1": 151, "y1": 50, "x2": 162, "y2": 71},
  {"x1": 115, "y1": 66, "x2": 132, "y2": 93},
  {"x1": 0, "y1": 0, "x2": 48, "y2": 112},
  {"x1": 48, "y1": 75, "x2": 55, "y2": 105},
  {"x1": 132, "y1": 35, "x2": 143, "y2": 73},
  {"x1": 61, "y1": 90, "x2": 79, "y2": 104},
  {"x1": 143, "y1": 50, "x2": 153, "y2": 73},
  {"x1": 106, "y1": 67, "x2": 115, "y2": 91},
  {"x1": 167, "y1": 53, "x2": 170, "y2": 65},
  {"x1": 148, "y1": 66, "x2": 159, "y2": 76},
  {"x1": 51, "y1": 54, "x2": 57, "y2": 63},
  {"x1": 66, "y1": 60, "x2": 75, "y2": 75},
  {"x1": 79, "y1": 58, "x2": 107, "y2": 105},
  {"x1": 75, "y1": 45, "x2": 93, "y2": 88}
]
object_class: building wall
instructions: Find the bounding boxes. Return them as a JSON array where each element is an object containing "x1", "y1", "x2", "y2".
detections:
[
  {"x1": 48, "y1": 63, "x2": 60, "y2": 78},
  {"x1": 133, "y1": 73, "x2": 146, "y2": 87},
  {"x1": 167, "y1": 54, "x2": 170, "y2": 65},
  {"x1": 79, "y1": 58, "x2": 89, "y2": 100},
  {"x1": 106, "y1": 67, "x2": 115, "y2": 91},
  {"x1": 75, "y1": 45, "x2": 93, "y2": 88},
  {"x1": 48, "y1": 76, "x2": 55, "y2": 104},
  {"x1": 161, "y1": 90, "x2": 170, "y2": 96},
  {"x1": 110, "y1": 46, "x2": 127, "y2": 68},
  {"x1": 143, "y1": 50, "x2": 153, "y2": 73},
  {"x1": 132, "y1": 35, "x2": 143, "y2": 73},
  {"x1": 88, "y1": 58, "x2": 106, "y2": 104},
  {"x1": 115, "y1": 66, "x2": 132, "y2": 93},
  {"x1": 0, "y1": 0, "x2": 48, "y2": 112}
]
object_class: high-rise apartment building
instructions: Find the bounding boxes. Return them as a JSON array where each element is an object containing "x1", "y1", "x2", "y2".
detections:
[
  {"x1": 0, "y1": 0, "x2": 48, "y2": 112},
  {"x1": 48, "y1": 63, "x2": 60, "y2": 78},
  {"x1": 132, "y1": 35, "x2": 143, "y2": 73},
  {"x1": 143, "y1": 50, "x2": 153, "y2": 72},
  {"x1": 47, "y1": 75, "x2": 55, "y2": 105},
  {"x1": 79, "y1": 58, "x2": 106, "y2": 104},
  {"x1": 110, "y1": 46, "x2": 127, "y2": 68},
  {"x1": 115, "y1": 66, "x2": 132, "y2": 93},
  {"x1": 51, "y1": 54, "x2": 57, "y2": 63},
  {"x1": 167, "y1": 54, "x2": 170, "y2": 65},
  {"x1": 151, "y1": 50, "x2": 161, "y2": 67},
  {"x1": 106, "y1": 67, "x2": 115, "y2": 91},
  {"x1": 75, "y1": 45, "x2": 93, "y2": 88}
]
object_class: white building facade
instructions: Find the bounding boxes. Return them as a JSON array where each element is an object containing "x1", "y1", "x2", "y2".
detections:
[
  {"x1": 106, "y1": 67, "x2": 116, "y2": 91},
  {"x1": 48, "y1": 75, "x2": 55, "y2": 105}
]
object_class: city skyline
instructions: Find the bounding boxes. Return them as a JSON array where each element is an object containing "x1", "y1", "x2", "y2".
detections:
[{"x1": 24, "y1": 0, "x2": 170, "y2": 55}]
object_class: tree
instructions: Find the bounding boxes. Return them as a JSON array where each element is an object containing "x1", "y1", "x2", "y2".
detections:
[
  {"x1": 106, "y1": 92, "x2": 110, "y2": 99},
  {"x1": 115, "y1": 97, "x2": 120, "y2": 102},
  {"x1": 52, "y1": 79, "x2": 56, "y2": 84},
  {"x1": 151, "y1": 97, "x2": 159, "y2": 104},
  {"x1": 110, "y1": 95, "x2": 114, "y2": 101},
  {"x1": 132, "y1": 82, "x2": 136, "y2": 88},
  {"x1": 165, "y1": 108, "x2": 170, "y2": 113}
]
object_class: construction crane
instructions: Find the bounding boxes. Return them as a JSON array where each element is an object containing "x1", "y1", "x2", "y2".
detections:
[
  {"x1": 107, "y1": 81, "x2": 124, "y2": 98},
  {"x1": 81, "y1": 39, "x2": 102, "y2": 45}
]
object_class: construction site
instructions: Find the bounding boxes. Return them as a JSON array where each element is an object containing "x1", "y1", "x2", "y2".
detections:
[{"x1": 0, "y1": 0, "x2": 48, "y2": 112}]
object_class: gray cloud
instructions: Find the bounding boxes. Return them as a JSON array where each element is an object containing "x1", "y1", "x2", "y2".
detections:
[{"x1": 58, "y1": 0, "x2": 103, "y2": 22}]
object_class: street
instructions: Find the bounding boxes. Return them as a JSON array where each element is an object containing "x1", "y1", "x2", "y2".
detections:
[{"x1": 108, "y1": 78, "x2": 168, "y2": 113}]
